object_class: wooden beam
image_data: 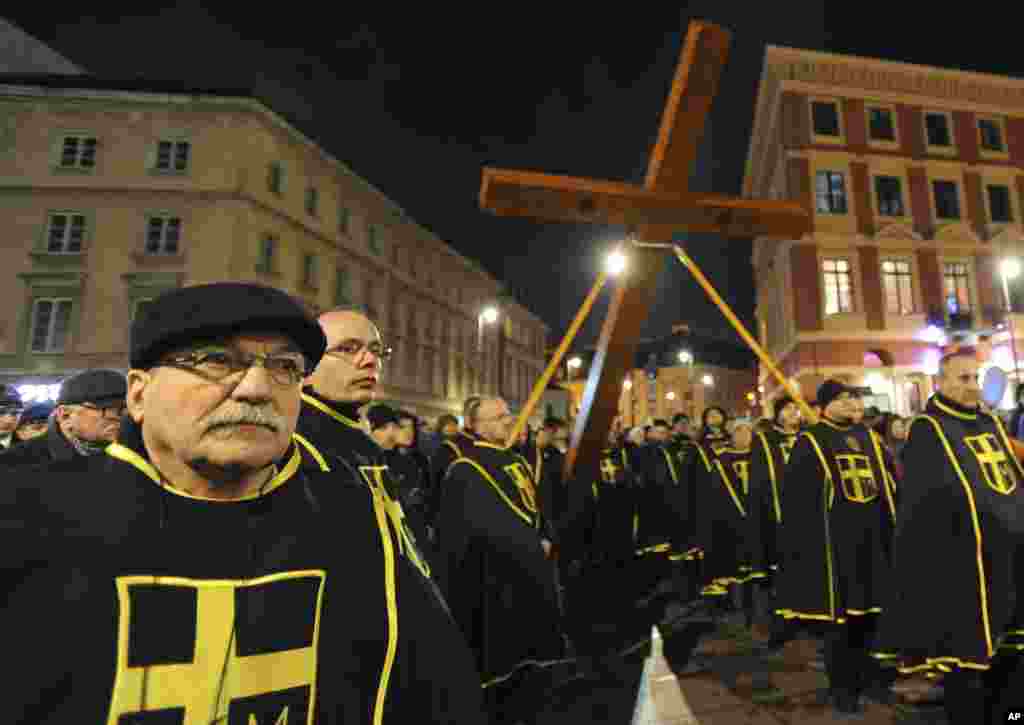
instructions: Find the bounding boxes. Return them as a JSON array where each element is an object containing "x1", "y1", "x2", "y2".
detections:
[{"x1": 481, "y1": 167, "x2": 810, "y2": 238}]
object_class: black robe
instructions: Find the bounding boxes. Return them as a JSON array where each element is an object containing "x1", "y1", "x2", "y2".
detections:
[
  {"x1": 295, "y1": 388, "x2": 433, "y2": 579},
  {"x1": 428, "y1": 432, "x2": 476, "y2": 529},
  {"x1": 438, "y1": 439, "x2": 564, "y2": 687},
  {"x1": 0, "y1": 414, "x2": 86, "y2": 467},
  {"x1": 633, "y1": 443, "x2": 679, "y2": 555},
  {"x1": 774, "y1": 419, "x2": 896, "y2": 623},
  {"x1": 526, "y1": 442, "x2": 567, "y2": 544},
  {"x1": 747, "y1": 426, "x2": 798, "y2": 576},
  {"x1": 873, "y1": 394, "x2": 1024, "y2": 672},
  {"x1": 694, "y1": 445, "x2": 753, "y2": 593},
  {"x1": 592, "y1": 445, "x2": 639, "y2": 565},
  {"x1": 0, "y1": 420, "x2": 485, "y2": 724}
]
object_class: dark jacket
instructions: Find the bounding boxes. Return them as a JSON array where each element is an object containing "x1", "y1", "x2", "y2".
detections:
[{"x1": 0, "y1": 415, "x2": 80, "y2": 467}]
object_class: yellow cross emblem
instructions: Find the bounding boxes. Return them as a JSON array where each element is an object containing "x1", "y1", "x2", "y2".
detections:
[
  {"x1": 360, "y1": 465, "x2": 431, "y2": 578},
  {"x1": 965, "y1": 433, "x2": 1017, "y2": 495},
  {"x1": 600, "y1": 457, "x2": 621, "y2": 483},
  {"x1": 732, "y1": 460, "x2": 750, "y2": 495},
  {"x1": 504, "y1": 461, "x2": 539, "y2": 514},
  {"x1": 779, "y1": 436, "x2": 796, "y2": 464},
  {"x1": 835, "y1": 454, "x2": 879, "y2": 503},
  {"x1": 107, "y1": 571, "x2": 324, "y2": 725}
]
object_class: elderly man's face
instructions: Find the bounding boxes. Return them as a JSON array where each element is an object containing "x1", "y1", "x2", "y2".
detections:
[
  {"x1": 16, "y1": 421, "x2": 47, "y2": 441},
  {"x1": 308, "y1": 311, "x2": 385, "y2": 404},
  {"x1": 128, "y1": 334, "x2": 303, "y2": 476},
  {"x1": 0, "y1": 404, "x2": 22, "y2": 435}
]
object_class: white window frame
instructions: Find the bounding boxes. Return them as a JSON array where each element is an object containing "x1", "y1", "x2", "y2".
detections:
[
  {"x1": 872, "y1": 173, "x2": 908, "y2": 219},
  {"x1": 930, "y1": 177, "x2": 964, "y2": 222},
  {"x1": 257, "y1": 235, "x2": 277, "y2": 274},
  {"x1": 865, "y1": 103, "x2": 900, "y2": 149},
  {"x1": 29, "y1": 297, "x2": 73, "y2": 353},
  {"x1": 821, "y1": 256, "x2": 855, "y2": 316},
  {"x1": 809, "y1": 97, "x2": 845, "y2": 145},
  {"x1": 923, "y1": 110, "x2": 957, "y2": 156},
  {"x1": 977, "y1": 115, "x2": 1009, "y2": 158},
  {"x1": 45, "y1": 211, "x2": 88, "y2": 254},
  {"x1": 880, "y1": 257, "x2": 917, "y2": 316},
  {"x1": 53, "y1": 133, "x2": 99, "y2": 171},
  {"x1": 144, "y1": 213, "x2": 183, "y2": 255},
  {"x1": 150, "y1": 137, "x2": 191, "y2": 174},
  {"x1": 815, "y1": 169, "x2": 849, "y2": 215}
]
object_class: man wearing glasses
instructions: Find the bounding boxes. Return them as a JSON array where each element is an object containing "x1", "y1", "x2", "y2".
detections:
[
  {"x1": 0, "y1": 369, "x2": 126, "y2": 467},
  {"x1": 2, "y1": 282, "x2": 486, "y2": 724},
  {"x1": 297, "y1": 306, "x2": 433, "y2": 578},
  {"x1": 0, "y1": 385, "x2": 24, "y2": 449}
]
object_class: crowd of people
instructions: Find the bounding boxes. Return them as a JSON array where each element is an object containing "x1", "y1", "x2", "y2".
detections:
[{"x1": 2, "y1": 282, "x2": 1022, "y2": 724}]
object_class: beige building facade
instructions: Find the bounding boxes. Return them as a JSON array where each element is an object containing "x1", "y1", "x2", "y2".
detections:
[
  {"x1": 0, "y1": 77, "x2": 548, "y2": 418},
  {"x1": 744, "y1": 46, "x2": 1024, "y2": 415}
]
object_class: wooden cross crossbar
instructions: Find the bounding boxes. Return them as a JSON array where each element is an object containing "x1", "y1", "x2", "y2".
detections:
[{"x1": 477, "y1": 21, "x2": 812, "y2": 488}]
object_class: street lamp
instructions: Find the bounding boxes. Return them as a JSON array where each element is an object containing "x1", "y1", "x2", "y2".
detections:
[
  {"x1": 702, "y1": 374, "x2": 714, "y2": 387},
  {"x1": 567, "y1": 355, "x2": 582, "y2": 381},
  {"x1": 606, "y1": 249, "x2": 628, "y2": 277},
  {"x1": 666, "y1": 391, "x2": 677, "y2": 401},
  {"x1": 1001, "y1": 258, "x2": 1020, "y2": 379},
  {"x1": 678, "y1": 350, "x2": 694, "y2": 365}
]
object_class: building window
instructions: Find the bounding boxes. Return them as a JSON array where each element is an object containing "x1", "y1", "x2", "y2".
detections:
[
  {"x1": 815, "y1": 171, "x2": 848, "y2": 214},
  {"x1": 943, "y1": 262, "x2": 971, "y2": 314},
  {"x1": 256, "y1": 235, "x2": 276, "y2": 273},
  {"x1": 811, "y1": 100, "x2": 841, "y2": 137},
  {"x1": 302, "y1": 253, "x2": 318, "y2": 288},
  {"x1": 874, "y1": 176, "x2": 904, "y2": 217},
  {"x1": 932, "y1": 180, "x2": 961, "y2": 220},
  {"x1": 867, "y1": 107, "x2": 896, "y2": 142},
  {"x1": 268, "y1": 162, "x2": 285, "y2": 194},
  {"x1": 59, "y1": 135, "x2": 97, "y2": 169},
  {"x1": 153, "y1": 139, "x2": 190, "y2": 173},
  {"x1": 47, "y1": 213, "x2": 86, "y2": 253},
  {"x1": 338, "y1": 206, "x2": 350, "y2": 234},
  {"x1": 988, "y1": 184, "x2": 1014, "y2": 223},
  {"x1": 925, "y1": 113, "x2": 952, "y2": 148},
  {"x1": 978, "y1": 118, "x2": 1005, "y2": 152},
  {"x1": 334, "y1": 266, "x2": 351, "y2": 305},
  {"x1": 305, "y1": 187, "x2": 319, "y2": 217},
  {"x1": 29, "y1": 298, "x2": 73, "y2": 353},
  {"x1": 881, "y1": 260, "x2": 914, "y2": 315},
  {"x1": 822, "y1": 258, "x2": 853, "y2": 315},
  {"x1": 368, "y1": 224, "x2": 382, "y2": 255},
  {"x1": 145, "y1": 216, "x2": 181, "y2": 255}
]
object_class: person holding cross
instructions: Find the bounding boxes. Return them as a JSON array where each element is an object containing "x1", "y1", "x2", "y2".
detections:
[
  {"x1": 774, "y1": 380, "x2": 897, "y2": 716},
  {"x1": 1, "y1": 282, "x2": 485, "y2": 724}
]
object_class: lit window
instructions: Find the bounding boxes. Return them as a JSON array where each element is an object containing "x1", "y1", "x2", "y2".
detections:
[
  {"x1": 815, "y1": 171, "x2": 848, "y2": 214},
  {"x1": 943, "y1": 262, "x2": 971, "y2": 314},
  {"x1": 881, "y1": 260, "x2": 914, "y2": 315}
]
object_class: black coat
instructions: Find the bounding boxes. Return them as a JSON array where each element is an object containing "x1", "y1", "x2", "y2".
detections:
[
  {"x1": 0, "y1": 420, "x2": 485, "y2": 724},
  {"x1": 0, "y1": 416, "x2": 80, "y2": 467}
]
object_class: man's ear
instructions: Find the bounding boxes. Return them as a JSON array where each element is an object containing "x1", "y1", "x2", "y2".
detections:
[{"x1": 126, "y1": 369, "x2": 151, "y2": 424}]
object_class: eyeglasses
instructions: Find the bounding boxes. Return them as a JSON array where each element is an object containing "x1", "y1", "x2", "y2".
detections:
[
  {"x1": 79, "y1": 402, "x2": 127, "y2": 419},
  {"x1": 324, "y1": 339, "x2": 393, "y2": 362},
  {"x1": 158, "y1": 347, "x2": 308, "y2": 386}
]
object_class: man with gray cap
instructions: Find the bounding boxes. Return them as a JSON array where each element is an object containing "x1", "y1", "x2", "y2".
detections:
[
  {"x1": 1, "y1": 282, "x2": 484, "y2": 724},
  {"x1": 0, "y1": 369, "x2": 125, "y2": 467}
]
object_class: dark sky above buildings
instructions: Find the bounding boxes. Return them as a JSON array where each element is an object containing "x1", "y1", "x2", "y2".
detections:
[{"x1": 7, "y1": 4, "x2": 1024, "y2": 366}]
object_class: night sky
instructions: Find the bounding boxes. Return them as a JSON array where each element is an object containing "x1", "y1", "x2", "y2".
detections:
[{"x1": 7, "y1": 5, "x2": 1024, "y2": 364}]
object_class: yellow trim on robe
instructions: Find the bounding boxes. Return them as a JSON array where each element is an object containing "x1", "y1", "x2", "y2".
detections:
[
  {"x1": 756, "y1": 432, "x2": 783, "y2": 524},
  {"x1": 450, "y1": 458, "x2": 534, "y2": 527},
  {"x1": 933, "y1": 397, "x2": 978, "y2": 421},
  {"x1": 301, "y1": 392, "x2": 363, "y2": 430},
  {"x1": 712, "y1": 459, "x2": 746, "y2": 516},
  {"x1": 801, "y1": 431, "x2": 838, "y2": 621}
]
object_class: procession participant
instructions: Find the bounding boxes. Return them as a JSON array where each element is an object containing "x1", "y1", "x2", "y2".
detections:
[
  {"x1": 698, "y1": 406, "x2": 730, "y2": 453},
  {"x1": 296, "y1": 306, "x2": 431, "y2": 579},
  {"x1": 1, "y1": 282, "x2": 485, "y2": 724},
  {"x1": 438, "y1": 396, "x2": 563, "y2": 724},
  {"x1": 10, "y1": 402, "x2": 55, "y2": 444},
  {"x1": 873, "y1": 351, "x2": 1024, "y2": 723},
  {"x1": 774, "y1": 380, "x2": 897, "y2": 716},
  {"x1": 0, "y1": 385, "x2": 23, "y2": 449},
  {"x1": 0, "y1": 369, "x2": 126, "y2": 467},
  {"x1": 427, "y1": 397, "x2": 482, "y2": 531}
]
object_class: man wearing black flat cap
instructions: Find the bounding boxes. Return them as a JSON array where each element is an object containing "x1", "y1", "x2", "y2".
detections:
[
  {"x1": 0, "y1": 282, "x2": 484, "y2": 724},
  {"x1": 773, "y1": 379, "x2": 897, "y2": 716},
  {"x1": 0, "y1": 385, "x2": 24, "y2": 449},
  {"x1": 0, "y1": 369, "x2": 126, "y2": 467}
]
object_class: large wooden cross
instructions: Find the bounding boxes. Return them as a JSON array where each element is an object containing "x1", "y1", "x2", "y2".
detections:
[{"x1": 479, "y1": 21, "x2": 811, "y2": 488}]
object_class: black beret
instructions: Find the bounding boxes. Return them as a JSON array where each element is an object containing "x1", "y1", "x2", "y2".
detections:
[
  {"x1": 130, "y1": 283, "x2": 326, "y2": 371},
  {"x1": 0, "y1": 385, "x2": 22, "y2": 408},
  {"x1": 367, "y1": 405, "x2": 401, "y2": 431},
  {"x1": 58, "y1": 369, "x2": 127, "y2": 406},
  {"x1": 816, "y1": 379, "x2": 857, "y2": 409},
  {"x1": 18, "y1": 402, "x2": 54, "y2": 425}
]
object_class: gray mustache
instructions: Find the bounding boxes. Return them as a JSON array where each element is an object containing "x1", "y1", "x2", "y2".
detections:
[{"x1": 205, "y1": 407, "x2": 283, "y2": 433}]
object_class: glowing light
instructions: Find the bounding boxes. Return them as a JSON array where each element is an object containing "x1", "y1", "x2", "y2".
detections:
[
  {"x1": 1002, "y1": 258, "x2": 1021, "y2": 280},
  {"x1": 678, "y1": 350, "x2": 694, "y2": 365},
  {"x1": 17, "y1": 384, "x2": 61, "y2": 403},
  {"x1": 480, "y1": 307, "x2": 499, "y2": 324},
  {"x1": 746, "y1": 392, "x2": 756, "y2": 402},
  {"x1": 666, "y1": 391, "x2": 677, "y2": 401},
  {"x1": 623, "y1": 379, "x2": 633, "y2": 390},
  {"x1": 992, "y1": 346, "x2": 1014, "y2": 371},
  {"x1": 702, "y1": 374, "x2": 714, "y2": 387},
  {"x1": 922, "y1": 349, "x2": 940, "y2": 376},
  {"x1": 606, "y1": 250, "x2": 627, "y2": 276},
  {"x1": 866, "y1": 373, "x2": 886, "y2": 393},
  {"x1": 567, "y1": 356, "x2": 582, "y2": 370},
  {"x1": 922, "y1": 325, "x2": 945, "y2": 344},
  {"x1": 758, "y1": 385, "x2": 765, "y2": 393}
]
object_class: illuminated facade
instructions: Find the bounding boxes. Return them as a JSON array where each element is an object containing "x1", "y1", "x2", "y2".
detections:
[{"x1": 745, "y1": 46, "x2": 1024, "y2": 414}]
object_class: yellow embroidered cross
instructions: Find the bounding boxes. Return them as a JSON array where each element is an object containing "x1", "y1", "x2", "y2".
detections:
[
  {"x1": 600, "y1": 457, "x2": 621, "y2": 483},
  {"x1": 965, "y1": 433, "x2": 1017, "y2": 495},
  {"x1": 732, "y1": 460, "x2": 750, "y2": 495},
  {"x1": 835, "y1": 454, "x2": 879, "y2": 503},
  {"x1": 779, "y1": 436, "x2": 796, "y2": 464},
  {"x1": 504, "y1": 462, "x2": 539, "y2": 514}
]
